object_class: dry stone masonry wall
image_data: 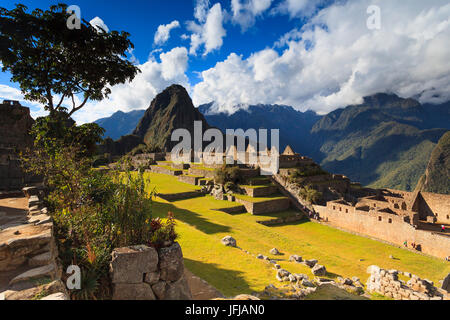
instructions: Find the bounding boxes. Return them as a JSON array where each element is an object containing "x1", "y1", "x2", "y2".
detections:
[
  {"x1": 366, "y1": 265, "x2": 449, "y2": 300},
  {"x1": 110, "y1": 242, "x2": 192, "y2": 300}
]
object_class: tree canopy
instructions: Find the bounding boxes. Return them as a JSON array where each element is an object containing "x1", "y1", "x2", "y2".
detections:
[{"x1": 0, "y1": 3, "x2": 140, "y2": 117}]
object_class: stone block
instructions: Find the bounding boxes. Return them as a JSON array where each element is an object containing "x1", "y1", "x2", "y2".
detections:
[
  {"x1": 159, "y1": 242, "x2": 184, "y2": 282},
  {"x1": 110, "y1": 245, "x2": 158, "y2": 284},
  {"x1": 113, "y1": 283, "x2": 156, "y2": 300}
]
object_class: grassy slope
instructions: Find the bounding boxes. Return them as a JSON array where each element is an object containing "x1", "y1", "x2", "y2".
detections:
[{"x1": 145, "y1": 172, "x2": 450, "y2": 297}]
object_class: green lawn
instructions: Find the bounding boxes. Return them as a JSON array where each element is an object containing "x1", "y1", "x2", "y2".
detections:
[
  {"x1": 233, "y1": 193, "x2": 288, "y2": 202},
  {"x1": 145, "y1": 172, "x2": 450, "y2": 298},
  {"x1": 144, "y1": 172, "x2": 200, "y2": 194}
]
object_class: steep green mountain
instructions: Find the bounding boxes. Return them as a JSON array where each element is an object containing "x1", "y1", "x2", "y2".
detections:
[
  {"x1": 133, "y1": 84, "x2": 211, "y2": 151},
  {"x1": 311, "y1": 94, "x2": 450, "y2": 191},
  {"x1": 95, "y1": 109, "x2": 145, "y2": 140},
  {"x1": 416, "y1": 131, "x2": 450, "y2": 194},
  {"x1": 199, "y1": 103, "x2": 321, "y2": 156}
]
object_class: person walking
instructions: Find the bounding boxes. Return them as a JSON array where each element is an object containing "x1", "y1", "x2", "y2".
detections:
[{"x1": 442, "y1": 225, "x2": 446, "y2": 232}]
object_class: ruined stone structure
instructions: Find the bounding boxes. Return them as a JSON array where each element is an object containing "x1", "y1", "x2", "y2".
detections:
[
  {"x1": 314, "y1": 189, "x2": 450, "y2": 259},
  {"x1": 366, "y1": 265, "x2": 449, "y2": 300},
  {"x1": 110, "y1": 243, "x2": 192, "y2": 300},
  {"x1": 0, "y1": 187, "x2": 68, "y2": 300},
  {"x1": 0, "y1": 100, "x2": 36, "y2": 191}
]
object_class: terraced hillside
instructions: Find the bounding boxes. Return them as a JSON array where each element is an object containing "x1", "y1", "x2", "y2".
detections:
[{"x1": 143, "y1": 169, "x2": 450, "y2": 298}]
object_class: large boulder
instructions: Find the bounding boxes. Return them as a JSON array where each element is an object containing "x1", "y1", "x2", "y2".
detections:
[{"x1": 289, "y1": 255, "x2": 302, "y2": 263}]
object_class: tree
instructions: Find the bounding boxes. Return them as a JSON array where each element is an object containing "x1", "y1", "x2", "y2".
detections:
[{"x1": 0, "y1": 3, "x2": 140, "y2": 117}]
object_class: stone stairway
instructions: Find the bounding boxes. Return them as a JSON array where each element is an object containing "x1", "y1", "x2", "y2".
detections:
[{"x1": 0, "y1": 188, "x2": 69, "y2": 300}]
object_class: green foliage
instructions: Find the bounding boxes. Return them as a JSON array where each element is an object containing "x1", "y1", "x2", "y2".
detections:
[
  {"x1": 298, "y1": 186, "x2": 323, "y2": 204},
  {"x1": 214, "y1": 165, "x2": 242, "y2": 185},
  {"x1": 30, "y1": 111, "x2": 104, "y2": 157},
  {"x1": 0, "y1": 3, "x2": 139, "y2": 116}
]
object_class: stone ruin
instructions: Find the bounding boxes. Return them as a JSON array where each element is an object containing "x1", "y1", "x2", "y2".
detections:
[
  {"x1": 110, "y1": 243, "x2": 192, "y2": 300},
  {"x1": 366, "y1": 265, "x2": 449, "y2": 300},
  {"x1": 0, "y1": 186, "x2": 68, "y2": 300}
]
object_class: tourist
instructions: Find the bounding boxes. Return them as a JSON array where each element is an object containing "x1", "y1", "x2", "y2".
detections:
[
  {"x1": 403, "y1": 240, "x2": 407, "y2": 247},
  {"x1": 442, "y1": 225, "x2": 446, "y2": 232},
  {"x1": 446, "y1": 256, "x2": 450, "y2": 262}
]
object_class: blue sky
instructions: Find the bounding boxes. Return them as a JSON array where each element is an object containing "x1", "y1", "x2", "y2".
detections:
[{"x1": 1, "y1": 0, "x2": 449, "y2": 123}]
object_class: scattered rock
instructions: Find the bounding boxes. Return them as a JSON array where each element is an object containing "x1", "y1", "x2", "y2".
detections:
[
  {"x1": 304, "y1": 259, "x2": 318, "y2": 268},
  {"x1": 289, "y1": 255, "x2": 302, "y2": 263},
  {"x1": 270, "y1": 248, "x2": 281, "y2": 255},
  {"x1": 302, "y1": 279, "x2": 315, "y2": 288},
  {"x1": 274, "y1": 264, "x2": 281, "y2": 269},
  {"x1": 288, "y1": 274, "x2": 297, "y2": 283},
  {"x1": 257, "y1": 254, "x2": 264, "y2": 259},
  {"x1": 311, "y1": 264, "x2": 327, "y2": 276},
  {"x1": 221, "y1": 236, "x2": 237, "y2": 247}
]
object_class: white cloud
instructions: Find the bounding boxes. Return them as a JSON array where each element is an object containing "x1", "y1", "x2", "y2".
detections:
[
  {"x1": 194, "y1": 0, "x2": 210, "y2": 23},
  {"x1": 193, "y1": 0, "x2": 450, "y2": 114},
  {"x1": 72, "y1": 47, "x2": 190, "y2": 124},
  {"x1": 89, "y1": 16, "x2": 109, "y2": 32},
  {"x1": 154, "y1": 20, "x2": 181, "y2": 46},
  {"x1": 187, "y1": 3, "x2": 227, "y2": 56},
  {"x1": 231, "y1": 0, "x2": 273, "y2": 31},
  {"x1": 273, "y1": 0, "x2": 325, "y2": 18}
]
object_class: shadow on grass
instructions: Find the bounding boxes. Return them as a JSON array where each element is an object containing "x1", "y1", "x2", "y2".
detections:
[
  {"x1": 264, "y1": 218, "x2": 312, "y2": 228},
  {"x1": 184, "y1": 258, "x2": 252, "y2": 297},
  {"x1": 152, "y1": 201, "x2": 231, "y2": 235}
]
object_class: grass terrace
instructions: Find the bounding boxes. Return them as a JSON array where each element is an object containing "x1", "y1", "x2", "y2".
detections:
[{"x1": 143, "y1": 172, "x2": 450, "y2": 298}]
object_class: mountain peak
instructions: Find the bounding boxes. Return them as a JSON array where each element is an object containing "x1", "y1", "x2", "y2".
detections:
[{"x1": 133, "y1": 84, "x2": 210, "y2": 151}]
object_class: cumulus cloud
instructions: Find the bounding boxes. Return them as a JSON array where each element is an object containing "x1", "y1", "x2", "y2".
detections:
[
  {"x1": 273, "y1": 0, "x2": 326, "y2": 18},
  {"x1": 89, "y1": 16, "x2": 109, "y2": 32},
  {"x1": 154, "y1": 20, "x2": 181, "y2": 46},
  {"x1": 187, "y1": 3, "x2": 227, "y2": 56},
  {"x1": 71, "y1": 47, "x2": 190, "y2": 124},
  {"x1": 231, "y1": 0, "x2": 273, "y2": 31},
  {"x1": 193, "y1": 0, "x2": 450, "y2": 114}
]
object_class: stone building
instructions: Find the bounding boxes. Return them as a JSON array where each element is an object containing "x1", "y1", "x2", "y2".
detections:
[
  {"x1": 314, "y1": 189, "x2": 450, "y2": 259},
  {"x1": 0, "y1": 100, "x2": 36, "y2": 191}
]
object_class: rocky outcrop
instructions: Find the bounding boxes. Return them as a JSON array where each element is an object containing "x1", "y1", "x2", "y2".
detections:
[
  {"x1": 133, "y1": 85, "x2": 211, "y2": 152},
  {"x1": 110, "y1": 243, "x2": 192, "y2": 300},
  {"x1": 416, "y1": 131, "x2": 450, "y2": 195}
]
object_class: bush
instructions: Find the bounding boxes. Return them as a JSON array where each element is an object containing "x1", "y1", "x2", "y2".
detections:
[
  {"x1": 298, "y1": 186, "x2": 323, "y2": 204},
  {"x1": 214, "y1": 165, "x2": 242, "y2": 185}
]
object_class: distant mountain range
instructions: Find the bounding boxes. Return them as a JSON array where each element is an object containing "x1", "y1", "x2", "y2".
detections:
[
  {"x1": 94, "y1": 90, "x2": 450, "y2": 193},
  {"x1": 96, "y1": 109, "x2": 145, "y2": 140}
]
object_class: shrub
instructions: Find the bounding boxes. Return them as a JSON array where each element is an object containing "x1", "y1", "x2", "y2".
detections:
[
  {"x1": 214, "y1": 165, "x2": 242, "y2": 185},
  {"x1": 298, "y1": 186, "x2": 323, "y2": 204}
]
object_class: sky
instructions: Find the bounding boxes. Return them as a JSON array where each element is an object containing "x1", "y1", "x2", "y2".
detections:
[{"x1": 0, "y1": 0, "x2": 449, "y2": 124}]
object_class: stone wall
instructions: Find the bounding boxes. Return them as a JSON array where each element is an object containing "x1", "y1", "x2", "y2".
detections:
[
  {"x1": 188, "y1": 168, "x2": 215, "y2": 179},
  {"x1": 150, "y1": 165, "x2": 183, "y2": 176},
  {"x1": 314, "y1": 203, "x2": 450, "y2": 259},
  {"x1": 0, "y1": 101, "x2": 36, "y2": 191},
  {"x1": 110, "y1": 243, "x2": 192, "y2": 300},
  {"x1": 256, "y1": 214, "x2": 304, "y2": 226},
  {"x1": 244, "y1": 185, "x2": 278, "y2": 197},
  {"x1": 157, "y1": 191, "x2": 204, "y2": 202},
  {"x1": 235, "y1": 197, "x2": 290, "y2": 215},
  {"x1": 178, "y1": 175, "x2": 202, "y2": 185},
  {"x1": 366, "y1": 265, "x2": 449, "y2": 300},
  {"x1": 419, "y1": 192, "x2": 450, "y2": 224},
  {"x1": 0, "y1": 188, "x2": 68, "y2": 300}
]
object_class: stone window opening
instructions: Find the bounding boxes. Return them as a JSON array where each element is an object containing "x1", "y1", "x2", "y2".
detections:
[
  {"x1": 388, "y1": 218, "x2": 392, "y2": 224},
  {"x1": 378, "y1": 216, "x2": 382, "y2": 222}
]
